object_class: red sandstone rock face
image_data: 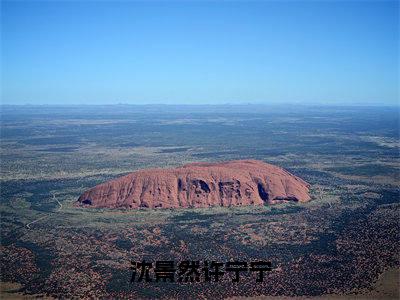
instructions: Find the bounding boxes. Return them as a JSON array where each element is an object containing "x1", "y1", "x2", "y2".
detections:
[{"x1": 76, "y1": 160, "x2": 311, "y2": 209}]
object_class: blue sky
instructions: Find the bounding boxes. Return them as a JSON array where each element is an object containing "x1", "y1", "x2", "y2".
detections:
[{"x1": 1, "y1": 0, "x2": 398, "y2": 105}]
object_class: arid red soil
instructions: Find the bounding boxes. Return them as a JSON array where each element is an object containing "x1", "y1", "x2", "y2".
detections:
[{"x1": 76, "y1": 160, "x2": 311, "y2": 209}]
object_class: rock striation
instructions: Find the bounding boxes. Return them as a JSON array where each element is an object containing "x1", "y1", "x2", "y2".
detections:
[{"x1": 76, "y1": 160, "x2": 311, "y2": 209}]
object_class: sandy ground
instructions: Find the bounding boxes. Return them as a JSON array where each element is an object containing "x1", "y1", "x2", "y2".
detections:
[
  {"x1": 1, "y1": 268, "x2": 398, "y2": 299},
  {"x1": 230, "y1": 267, "x2": 399, "y2": 300},
  {"x1": 0, "y1": 282, "x2": 53, "y2": 300}
]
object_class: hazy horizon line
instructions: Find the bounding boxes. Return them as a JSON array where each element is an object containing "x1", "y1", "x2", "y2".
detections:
[{"x1": 1, "y1": 102, "x2": 399, "y2": 108}]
